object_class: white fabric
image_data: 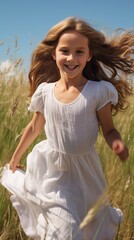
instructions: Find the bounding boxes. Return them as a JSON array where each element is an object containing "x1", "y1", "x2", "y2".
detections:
[{"x1": 0, "y1": 80, "x2": 123, "y2": 240}]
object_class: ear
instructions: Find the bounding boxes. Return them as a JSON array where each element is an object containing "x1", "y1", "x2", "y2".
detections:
[
  {"x1": 52, "y1": 51, "x2": 56, "y2": 60},
  {"x1": 87, "y1": 56, "x2": 92, "y2": 62}
]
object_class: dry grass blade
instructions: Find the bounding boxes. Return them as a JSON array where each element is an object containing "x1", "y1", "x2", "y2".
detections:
[{"x1": 79, "y1": 191, "x2": 108, "y2": 230}]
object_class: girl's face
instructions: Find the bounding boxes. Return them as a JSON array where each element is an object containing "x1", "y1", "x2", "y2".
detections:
[{"x1": 53, "y1": 31, "x2": 91, "y2": 80}]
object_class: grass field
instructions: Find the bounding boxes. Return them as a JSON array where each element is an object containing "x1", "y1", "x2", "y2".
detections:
[{"x1": 0, "y1": 65, "x2": 134, "y2": 239}]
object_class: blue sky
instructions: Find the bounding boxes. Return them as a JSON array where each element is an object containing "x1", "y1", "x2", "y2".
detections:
[{"x1": 0, "y1": 0, "x2": 134, "y2": 70}]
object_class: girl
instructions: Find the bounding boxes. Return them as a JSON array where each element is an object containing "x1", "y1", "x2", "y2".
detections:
[{"x1": 1, "y1": 17, "x2": 134, "y2": 240}]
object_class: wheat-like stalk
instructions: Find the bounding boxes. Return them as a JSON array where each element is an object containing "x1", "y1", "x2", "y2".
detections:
[{"x1": 79, "y1": 191, "x2": 108, "y2": 230}]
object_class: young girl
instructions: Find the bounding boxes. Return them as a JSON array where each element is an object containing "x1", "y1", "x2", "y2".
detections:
[{"x1": 1, "y1": 17, "x2": 134, "y2": 240}]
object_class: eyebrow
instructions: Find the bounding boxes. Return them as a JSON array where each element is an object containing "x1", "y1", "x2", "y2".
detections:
[
  {"x1": 77, "y1": 47, "x2": 87, "y2": 49},
  {"x1": 59, "y1": 46, "x2": 87, "y2": 49}
]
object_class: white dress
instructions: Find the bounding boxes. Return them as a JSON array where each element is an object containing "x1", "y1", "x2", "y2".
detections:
[{"x1": 0, "y1": 80, "x2": 123, "y2": 240}]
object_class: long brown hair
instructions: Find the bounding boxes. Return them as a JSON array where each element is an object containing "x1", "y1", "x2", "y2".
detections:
[{"x1": 28, "y1": 17, "x2": 134, "y2": 113}]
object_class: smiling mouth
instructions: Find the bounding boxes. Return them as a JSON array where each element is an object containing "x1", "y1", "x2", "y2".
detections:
[{"x1": 64, "y1": 64, "x2": 79, "y2": 70}]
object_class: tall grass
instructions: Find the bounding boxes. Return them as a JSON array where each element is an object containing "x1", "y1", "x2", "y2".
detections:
[
  {"x1": 0, "y1": 58, "x2": 134, "y2": 239},
  {"x1": 96, "y1": 102, "x2": 134, "y2": 239}
]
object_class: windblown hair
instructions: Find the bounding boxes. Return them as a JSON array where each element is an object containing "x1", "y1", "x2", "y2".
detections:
[{"x1": 29, "y1": 17, "x2": 134, "y2": 114}]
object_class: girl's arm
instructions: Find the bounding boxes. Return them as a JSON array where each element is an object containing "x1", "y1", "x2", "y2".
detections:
[
  {"x1": 97, "y1": 103, "x2": 128, "y2": 161},
  {"x1": 9, "y1": 112, "x2": 45, "y2": 172}
]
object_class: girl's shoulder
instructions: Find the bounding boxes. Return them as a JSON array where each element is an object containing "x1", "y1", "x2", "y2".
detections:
[
  {"x1": 28, "y1": 82, "x2": 55, "y2": 113},
  {"x1": 92, "y1": 80, "x2": 118, "y2": 110},
  {"x1": 88, "y1": 79, "x2": 115, "y2": 89},
  {"x1": 34, "y1": 82, "x2": 55, "y2": 97},
  {"x1": 88, "y1": 80, "x2": 117, "y2": 96},
  {"x1": 97, "y1": 80, "x2": 118, "y2": 98},
  {"x1": 38, "y1": 82, "x2": 54, "y2": 91},
  {"x1": 86, "y1": 80, "x2": 118, "y2": 109}
]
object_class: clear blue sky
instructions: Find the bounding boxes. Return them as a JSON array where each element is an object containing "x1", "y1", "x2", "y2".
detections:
[{"x1": 1, "y1": 0, "x2": 134, "y2": 69}]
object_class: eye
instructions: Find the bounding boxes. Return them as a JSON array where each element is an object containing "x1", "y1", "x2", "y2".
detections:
[
  {"x1": 76, "y1": 50, "x2": 84, "y2": 54},
  {"x1": 59, "y1": 48, "x2": 69, "y2": 54}
]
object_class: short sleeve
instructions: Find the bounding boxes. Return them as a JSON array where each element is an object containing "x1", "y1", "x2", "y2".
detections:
[
  {"x1": 96, "y1": 81, "x2": 118, "y2": 111},
  {"x1": 28, "y1": 83, "x2": 47, "y2": 113}
]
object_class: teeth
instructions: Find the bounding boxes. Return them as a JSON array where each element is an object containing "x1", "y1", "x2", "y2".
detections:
[
  {"x1": 68, "y1": 66, "x2": 75, "y2": 69},
  {"x1": 65, "y1": 65, "x2": 77, "y2": 69}
]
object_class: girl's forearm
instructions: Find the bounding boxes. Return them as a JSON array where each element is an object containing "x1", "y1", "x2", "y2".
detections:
[
  {"x1": 10, "y1": 112, "x2": 45, "y2": 172},
  {"x1": 11, "y1": 122, "x2": 41, "y2": 161}
]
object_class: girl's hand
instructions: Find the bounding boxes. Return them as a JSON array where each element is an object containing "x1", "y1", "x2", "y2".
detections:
[
  {"x1": 112, "y1": 140, "x2": 129, "y2": 161},
  {"x1": 9, "y1": 157, "x2": 21, "y2": 173}
]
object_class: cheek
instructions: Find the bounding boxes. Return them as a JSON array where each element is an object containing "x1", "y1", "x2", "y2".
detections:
[
  {"x1": 54, "y1": 56, "x2": 64, "y2": 69},
  {"x1": 56, "y1": 55, "x2": 65, "y2": 64}
]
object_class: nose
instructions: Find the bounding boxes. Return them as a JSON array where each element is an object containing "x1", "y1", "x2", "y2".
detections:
[{"x1": 67, "y1": 53, "x2": 75, "y2": 61}]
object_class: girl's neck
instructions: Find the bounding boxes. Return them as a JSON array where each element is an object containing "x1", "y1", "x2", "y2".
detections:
[
  {"x1": 54, "y1": 77, "x2": 88, "y2": 104},
  {"x1": 57, "y1": 76, "x2": 88, "y2": 90}
]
